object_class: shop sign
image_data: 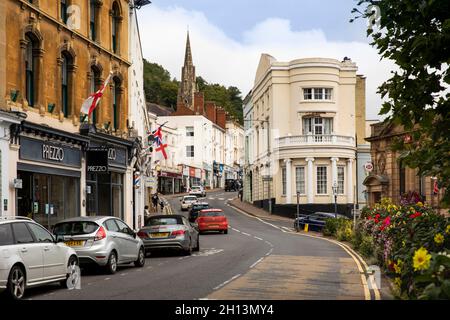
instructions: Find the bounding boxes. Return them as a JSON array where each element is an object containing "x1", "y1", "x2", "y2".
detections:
[
  {"x1": 189, "y1": 167, "x2": 196, "y2": 177},
  {"x1": 89, "y1": 142, "x2": 127, "y2": 169},
  {"x1": 86, "y1": 148, "x2": 108, "y2": 173},
  {"x1": 20, "y1": 137, "x2": 81, "y2": 168},
  {"x1": 195, "y1": 168, "x2": 202, "y2": 178}
]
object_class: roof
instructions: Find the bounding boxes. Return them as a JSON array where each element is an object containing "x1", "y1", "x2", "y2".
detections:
[
  {"x1": 147, "y1": 103, "x2": 174, "y2": 116},
  {"x1": 55, "y1": 216, "x2": 113, "y2": 223},
  {"x1": 200, "y1": 209, "x2": 223, "y2": 212}
]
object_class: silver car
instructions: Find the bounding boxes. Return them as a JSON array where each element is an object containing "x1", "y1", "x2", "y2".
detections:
[
  {"x1": 0, "y1": 217, "x2": 78, "y2": 300},
  {"x1": 53, "y1": 216, "x2": 145, "y2": 274},
  {"x1": 138, "y1": 215, "x2": 199, "y2": 255}
]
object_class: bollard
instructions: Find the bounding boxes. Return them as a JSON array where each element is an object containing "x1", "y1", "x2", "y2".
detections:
[{"x1": 304, "y1": 223, "x2": 309, "y2": 232}]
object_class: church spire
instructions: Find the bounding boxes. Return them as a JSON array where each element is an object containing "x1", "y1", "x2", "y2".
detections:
[{"x1": 184, "y1": 30, "x2": 193, "y2": 67}]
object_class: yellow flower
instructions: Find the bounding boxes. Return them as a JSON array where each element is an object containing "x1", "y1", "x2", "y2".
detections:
[
  {"x1": 413, "y1": 247, "x2": 431, "y2": 271},
  {"x1": 434, "y1": 233, "x2": 444, "y2": 245},
  {"x1": 394, "y1": 277, "x2": 402, "y2": 288},
  {"x1": 402, "y1": 240, "x2": 406, "y2": 247},
  {"x1": 446, "y1": 225, "x2": 450, "y2": 235},
  {"x1": 394, "y1": 260, "x2": 403, "y2": 274},
  {"x1": 417, "y1": 202, "x2": 423, "y2": 207}
]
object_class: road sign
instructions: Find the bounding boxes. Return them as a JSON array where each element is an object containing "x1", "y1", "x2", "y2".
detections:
[{"x1": 13, "y1": 179, "x2": 22, "y2": 189}]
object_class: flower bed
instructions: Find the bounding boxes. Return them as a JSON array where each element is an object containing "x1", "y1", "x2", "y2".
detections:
[{"x1": 351, "y1": 198, "x2": 450, "y2": 299}]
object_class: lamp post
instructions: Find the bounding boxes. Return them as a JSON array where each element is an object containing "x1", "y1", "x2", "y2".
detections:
[{"x1": 332, "y1": 182, "x2": 338, "y2": 219}]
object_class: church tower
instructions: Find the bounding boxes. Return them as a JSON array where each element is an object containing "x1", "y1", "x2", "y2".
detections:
[{"x1": 177, "y1": 31, "x2": 197, "y2": 110}]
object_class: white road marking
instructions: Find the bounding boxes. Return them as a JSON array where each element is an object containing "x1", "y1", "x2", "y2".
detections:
[
  {"x1": 104, "y1": 278, "x2": 111, "y2": 281},
  {"x1": 192, "y1": 248, "x2": 224, "y2": 257},
  {"x1": 227, "y1": 198, "x2": 234, "y2": 201},
  {"x1": 254, "y1": 236, "x2": 263, "y2": 241},
  {"x1": 218, "y1": 198, "x2": 225, "y2": 201},
  {"x1": 228, "y1": 204, "x2": 288, "y2": 233},
  {"x1": 232, "y1": 228, "x2": 241, "y2": 233},
  {"x1": 208, "y1": 197, "x2": 215, "y2": 200},
  {"x1": 249, "y1": 257, "x2": 264, "y2": 269},
  {"x1": 120, "y1": 273, "x2": 127, "y2": 276},
  {"x1": 147, "y1": 266, "x2": 152, "y2": 269},
  {"x1": 266, "y1": 248, "x2": 273, "y2": 256},
  {"x1": 241, "y1": 232, "x2": 251, "y2": 236},
  {"x1": 213, "y1": 274, "x2": 241, "y2": 290}
]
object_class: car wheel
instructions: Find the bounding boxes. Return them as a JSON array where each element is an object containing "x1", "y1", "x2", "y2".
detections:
[
  {"x1": 60, "y1": 255, "x2": 79, "y2": 289},
  {"x1": 134, "y1": 247, "x2": 146, "y2": 267},
  {"x1": 105, "y1": 251, "x2": 118, "y2": 274},
  {"x1": 193, "y1": 237, "x2": 200, "y2": 252},
  {"x1": 223, "y1": 229, "x2": 228, "y2": 234},
  {"x1": 183, "y1": 239, "x2": 193, "y2": 256},
  {"x1": 6, "y1": 265, "x2": 26, "y2": 300}
]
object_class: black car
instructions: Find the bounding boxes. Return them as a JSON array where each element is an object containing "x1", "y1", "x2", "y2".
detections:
[
  {"x1": 188, "y1": 202, "x2": 210, "y2": 223},
  {"x1": 225, "y1": 179, "x2": 238, "y2": 192},
  {"x1": 294, "y1": 212, "x2": 348, "y2": 231}
]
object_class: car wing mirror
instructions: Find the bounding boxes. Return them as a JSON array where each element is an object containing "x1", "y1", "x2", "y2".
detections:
[{"x1": 55, "y1": 235, "x2": 65, "y2": 243}]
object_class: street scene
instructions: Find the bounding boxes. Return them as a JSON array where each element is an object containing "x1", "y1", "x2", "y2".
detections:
[{"x1": 0, "y1": 0, "x2": 449, "y2": 307}]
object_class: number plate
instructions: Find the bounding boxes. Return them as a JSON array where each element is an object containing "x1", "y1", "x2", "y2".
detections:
[
  {"x1": 64, "y1": 240, "x2": 84, "y2": 247},
  {"x1": 150, "y1": 232, "x2": 169, "y2": 238}
]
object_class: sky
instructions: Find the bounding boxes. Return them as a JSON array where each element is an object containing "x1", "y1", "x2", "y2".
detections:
[{"x1": 137, "y1": 0, "x2": 395, "y2": 120}]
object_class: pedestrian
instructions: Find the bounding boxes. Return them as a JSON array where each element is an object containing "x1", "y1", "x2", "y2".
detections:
[
  {"x1": 144, "y1": 205, "x2": 150, "y2": 217},
  {"x1": 151, "y1": 193, "x2": 159, "y2": 212},
  {"x1": 160, "y1": 199, "x2": 165, "y2": 214}
]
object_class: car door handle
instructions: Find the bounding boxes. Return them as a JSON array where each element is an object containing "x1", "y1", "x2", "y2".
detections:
[
  {"x1": 21, "y1": 248, "x2": 28, "y2": 253},
  {"x1": 44, "y1": 247, "x2": 50, "y2": 251}
]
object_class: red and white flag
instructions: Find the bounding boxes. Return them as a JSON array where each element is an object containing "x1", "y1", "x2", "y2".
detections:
[
  {"x1": 433, "y1": 179, "x2": 439, "y2": 195},
  {"x1": 151, "y1": 123, "x2": 168, "y2": 160},
  {"x1": 80, "y1": 73, "x2": 112, "y2": 116}
]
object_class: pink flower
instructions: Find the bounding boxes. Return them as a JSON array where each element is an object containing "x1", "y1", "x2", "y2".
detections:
[{"x1": 380, "y1": 216, "x2": 391, "y2": 231}]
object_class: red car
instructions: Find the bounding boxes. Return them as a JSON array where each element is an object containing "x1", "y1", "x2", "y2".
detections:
[{"x1": 197, "y1": 209, "x2": 228, "y2": 234}]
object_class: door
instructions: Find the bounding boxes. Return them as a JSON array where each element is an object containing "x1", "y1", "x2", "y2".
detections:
[
  {"x1": 27, "y1": 223, "x2": 66, "y2": 280},
  {"x1": 115, "y1": 219, "x2": 138, "y2": 261},
  {"x1": 103, "y1": 218, "x2": 122, "y2": 256},
  {"x1": 11, "y1": 222, "x2": 45, "y2": 284}
]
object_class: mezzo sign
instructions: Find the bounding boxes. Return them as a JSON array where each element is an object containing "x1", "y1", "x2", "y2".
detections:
[{"x1": 42, "y1": 144, "x2": 64, "y2": 162}]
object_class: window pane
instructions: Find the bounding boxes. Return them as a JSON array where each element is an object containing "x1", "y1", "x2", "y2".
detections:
[
  {"x1": 282, "y1": 168, "x2": 286, "y2": 195},
  {"x1": 296, "y1": 167, "x2": 305, "y2": 194},
  {"x1": 303, "y1": 88, "x2": 312, "y2": 100},
  {"x1": 12, "y1": 223, "x2": 35, "y2": 244},
  {"x1": 28, "y1": 223, "x2": 54, "y2": 243},
  {"x1": 316, "y1": 167, "x2": 327, "y2": 194},
  {"x1": 337, "y1": 166, "x2": 345, "y2": 194},
  {"x1": 314, "y1": 88, "x2": 323, "y2": 100},
  {"x1": 104, "y1": 219, "x2": 120, "y2": 232},
  {"x1": 324, "y1": 88, "x2": 332, "y2": 100},
  {"x1": 0, "y1": 224, "x2": 14, "y2": 246},
  {"x1": 186, "y1": 126, "x2": 194, "y2": 136}
]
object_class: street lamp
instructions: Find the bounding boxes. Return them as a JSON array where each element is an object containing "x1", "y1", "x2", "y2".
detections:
[{"x1": 332, "y1": 182, "x2": 338, "y2": 219}]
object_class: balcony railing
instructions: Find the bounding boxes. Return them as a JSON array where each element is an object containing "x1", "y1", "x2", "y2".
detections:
[{"x1": 275, "y1": 134, "x2": 355, "y2": 148}]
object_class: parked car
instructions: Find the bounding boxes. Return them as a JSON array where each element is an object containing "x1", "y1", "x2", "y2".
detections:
[
  {"x1": 188, "y1": 202, "x2": 210, "y2": 223},
  {"x1": 180, "y1": 195, "x2": 198, "y2": 211},
  {"x1": 294, "y1": 212, "x2": 348, "y2": 231},
  {"x1": 197, "y1": 209, "x2": 229, "y2": 234},
  {"x1": 225, "y1": 179, "x2": 238, "y2": 192},
  {"x1": 52, "y1": 216, "x2": 145, "y2": 274},
  {"x1": 138, "y1": 215, "x2": 199, "y2": 255},
  {"x1": 0, "y1": 216, "x2": 78, "y2": 300},
  {"x1": 189, "y1": 185, "x2": 206, "y2": 198}
]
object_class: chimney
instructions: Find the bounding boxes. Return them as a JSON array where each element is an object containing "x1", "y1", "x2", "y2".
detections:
[
  {"x1": 205, "y1": 102, "x2": 217, "y2": 123},
  {"x1": 216, "y1": 107, "x2": 226, "y2": 129}
]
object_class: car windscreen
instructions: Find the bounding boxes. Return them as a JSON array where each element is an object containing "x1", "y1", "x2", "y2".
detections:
[
  {"x1": 145, "y1": 217, "x2": 181, "y2": 226},
  {"x1": 192, "y1": 204, "x2": 209, "y2": 210},
  {"x1": 184, "y1": 197, "x2": 197, "y2": 201},
  {"x1": 53, "y1": 221, "x2": 99, "y2": 236},
  {"x1": 199, "y1": 211, "x2": 224, "y2": 217},
  {"x1": 0, "y1": 224, "x2": 14, "y2": 246}
]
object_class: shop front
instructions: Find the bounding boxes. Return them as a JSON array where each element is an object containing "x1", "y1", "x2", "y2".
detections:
[
  {"x1": 14, "y1": 122, "x2": 88, "y2": 230},
  {"x1": 84, "y1": 133, "x2": 131, "y2": 220},
  {"x1": 158, "y1": 171, "x2": 182, "y2": 194},
  {"x1": 203, "y1": 162, "x2": 212, "y2": 188}
]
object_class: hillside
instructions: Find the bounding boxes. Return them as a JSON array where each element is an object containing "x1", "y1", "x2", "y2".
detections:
[{"x1": 143, "y1": 59, "x2": 243, "y2": 124}]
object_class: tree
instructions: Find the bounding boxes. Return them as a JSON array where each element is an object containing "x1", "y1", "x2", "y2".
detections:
[{"x1": 352, "y1": 0, "x2": 450, "y2": 204}]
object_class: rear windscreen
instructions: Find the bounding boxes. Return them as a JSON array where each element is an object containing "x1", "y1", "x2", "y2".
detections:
[
  {"x1": 199, "y1": 211, "x2": 224, "y2": 217},
  {"x1": 53, "y1": 221, "x2": 99, "y2": 235},
  {"x1": 145, "y1": 217, "x2": 181, "y2": 226}
]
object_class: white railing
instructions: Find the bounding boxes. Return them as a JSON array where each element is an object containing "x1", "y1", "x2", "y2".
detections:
[{"x1": 276, "y1": 134, "x2": 355, "y2": 148}]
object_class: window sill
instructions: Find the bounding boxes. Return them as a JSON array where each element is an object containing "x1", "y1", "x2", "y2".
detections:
[{"x1": 299, "y1": 100, "x2": 335, "y2": 104}]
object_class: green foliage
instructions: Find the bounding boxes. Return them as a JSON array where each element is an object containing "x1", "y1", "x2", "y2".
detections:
[
  {"x1": 142, "y1": 60, "x2": 243, "y2": 124},
  {"x1": 352, "y1": 0, "x2": 450, "y2": 205},
  {"x1": 323, "y1": 218, "x2": 353, "y2": 241}
]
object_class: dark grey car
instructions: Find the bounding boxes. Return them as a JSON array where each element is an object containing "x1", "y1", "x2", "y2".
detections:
[{"x1": 138, "y1": 215, "x2": 199, "y2": 255}]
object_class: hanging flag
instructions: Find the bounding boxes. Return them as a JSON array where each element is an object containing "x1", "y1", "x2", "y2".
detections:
[
  {"x1": 80, "y1": 72, "x2": 113, "y2": 116},
  {"x1": 151, "y1": 122, "x2": 169, "y2": 160}
]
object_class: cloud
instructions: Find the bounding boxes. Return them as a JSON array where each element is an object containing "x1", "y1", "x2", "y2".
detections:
[{"x1": 138, "y1": 5, "x2": 395, "y2": 120}]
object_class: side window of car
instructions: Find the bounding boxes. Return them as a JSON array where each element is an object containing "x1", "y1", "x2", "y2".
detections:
[
  {"x1": 27, "y1": 223, "x2": 54, "y2": 243},
  {"x1": 0, "y1": 224, "x2": 14, "y2": 246},
  {"x1": 115, "y1": 220, "x2": 131, "y2": 235},
  {"x1": 12, "y1": 222, "x2": 35, "y2": 244},
  {"x1": 104, "y1": 219, "x2": 120, "y2": 232}
]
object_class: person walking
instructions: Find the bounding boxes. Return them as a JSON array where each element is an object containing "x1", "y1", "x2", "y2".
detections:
[
  {"x1": 151, "y1": 193, "x2": 159, "y2": 213},
  {"x1": 144, "y1": 205, "x2": 150, "y2": 217},
  {"x1": 160, "y1": 199, "x2": 165, "y2": 214}
]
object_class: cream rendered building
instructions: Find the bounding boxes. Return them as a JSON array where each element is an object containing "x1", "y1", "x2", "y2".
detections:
[{"x1": 248, "y1": 55, "x2": 366, "y2": 216}]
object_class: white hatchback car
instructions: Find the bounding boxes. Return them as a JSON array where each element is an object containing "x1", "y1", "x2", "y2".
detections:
[
  {"x1": 189, "y1": 185, "x2": 206, "y2": 198},
  {"x1": 0, "y1": 217, "x2": 78, "y2": 300},
  {"x1": 180, "y1": 195, "x2": 198, "y2": 211}
]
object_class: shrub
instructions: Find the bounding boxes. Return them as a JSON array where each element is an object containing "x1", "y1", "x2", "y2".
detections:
[
  {"x1": 359, "y1": 235, "x2": 375, "y2": 258},
  {"x1": 323, "y1": 218, "x2": 339, "y2": 236}
]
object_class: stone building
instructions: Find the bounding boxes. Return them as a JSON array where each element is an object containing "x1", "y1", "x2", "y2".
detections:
[
  {"x1": 363, "y1": 121, "x2": 445, "y2": 211},
  {"x1": 0, "y1": 0, "x2": 137, "y2": 229}
]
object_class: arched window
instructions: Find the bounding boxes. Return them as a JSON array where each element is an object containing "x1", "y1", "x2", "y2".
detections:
[
  {"x1": 112, "y1": 77, "x2": 121, "y2": 130},
  {"x1": 90, "y1": 66, "x2": 101, "y2": 124},
  {"x1": 90, "y1": 0, "x2": 97, "y2": 40},
  {"x1": 111, "y1": 2, "x2": 120, "y2": 54},
  {"x1": 61, "y1": 54, "x2": 69, "y2": 117},
  {"x1": 25, "y1": 34, "x2": 36, "y2": 107}
]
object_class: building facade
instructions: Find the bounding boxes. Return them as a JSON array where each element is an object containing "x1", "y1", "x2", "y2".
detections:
[
  {"x1": 242, "y1": 91, "x2": 253, "y2": 202},
  {"x1": 363, "y1": 122, "x2": 445, "y2": 212},
  {"x1": 1, "y1": 0, "x2": 137, "y2": 228},
  {"x1": 247, "y1": 55, "x2": 366, "y2": 216}
]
